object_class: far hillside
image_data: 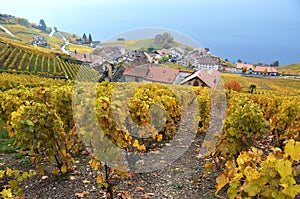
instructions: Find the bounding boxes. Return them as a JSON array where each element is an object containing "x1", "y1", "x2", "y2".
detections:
[
  {"x1": 277, "y1": 62, "x2": 300, "y2": 76},
  {"x1": 101, "y1": 33, "x2": 194, "y2": 52},
  {"x1": 0, "y1": 37, "x2": 98, "y2": 80}
]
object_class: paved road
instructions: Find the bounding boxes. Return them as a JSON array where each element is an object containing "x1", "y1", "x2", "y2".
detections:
[
  {"x1": 49, "y1": 27, "x2": 55, "y2": 37},
  {"x1": 57, "y1": 31, "x2": 70, "y2": 55},
  {"x1": 0, "y1": 24, "x2": 16, "y2": 38}
]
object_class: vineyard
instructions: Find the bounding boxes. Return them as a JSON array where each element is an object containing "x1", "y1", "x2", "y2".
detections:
[
  {"x1": 0, "y1": 37, "x2": 99, "y2": 80},
  {"x1": 0, "y1": 72, "x2": 299, "y2": 198},
  {"x1": 222, "y1": 73, "x2": 300, "y2": 96}
]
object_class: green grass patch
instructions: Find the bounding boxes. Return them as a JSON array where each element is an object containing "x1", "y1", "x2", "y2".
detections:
[{"x1": 0, "y1": 128, "x2": 16, "y2": 154}]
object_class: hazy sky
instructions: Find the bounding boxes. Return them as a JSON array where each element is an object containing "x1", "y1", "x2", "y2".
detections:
[{"x1": 1, "y1": 0, "x2": 300, "y2": 64}]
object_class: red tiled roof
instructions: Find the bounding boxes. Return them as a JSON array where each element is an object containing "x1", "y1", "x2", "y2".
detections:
[
  {"x1": 254, "y1": 66, "x2": 278, "y2": 73},
  {"x1": 236, "y1": 63, "x2": 254, "y2": 70},
  {"x1": 144, "y1": 66, "x2": 179, "y2": 84},
  {"x1": 156, "y1": 49, "x2": 170, "y2": 56}
]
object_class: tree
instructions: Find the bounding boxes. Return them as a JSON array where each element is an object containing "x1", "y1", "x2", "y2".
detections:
[
  {"x1": 39, "y1": 19, "x2": 47, "y2": 31},
  {"x1": 88, "y1": 33, "x2": 93, "y2": 43},
  {"x1": 242, "y1": 66, "x2": 247, "y2": 74},
  {"x1": 257, "y1": 62, "x2": 264, "y2": 66},
  {"x1": 264, "y1": 68, "x2": 268, "y2": 75},
  {"x1": 271, "y1": 60, "x2": 280, "y2": 67},
  {"x1": 237, "y1": 59, "x2": 243, "y2": 63},
  {"x1": 82, "y1": 33, "x2": 87, "y2": 44},
  {"x1": 249, "y1": 84, "x2": 256, "y2": 93}
]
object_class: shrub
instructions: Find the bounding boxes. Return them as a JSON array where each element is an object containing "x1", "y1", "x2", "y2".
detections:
[{"x1": 225, "y1": 81, "x2": 242, "y2": 92}]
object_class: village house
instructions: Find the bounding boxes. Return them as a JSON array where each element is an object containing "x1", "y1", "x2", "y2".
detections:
[
  {"x1": 236, "y1": 63, "x2": 279, "y2": 76},
  {"x1": 169, "y1": 46, "x2": 187, "y2": 61},
  {"x1": 178, "y1": 55, "x2": 220, "y2": 70},
  {"x1": 32, "y1": 35, "x2": 47, "y2": 47},
  {"x1": 122, "y1": 63, "x2": 220, "y2": 88},
  {"x1": 123, "y1": 64, "x2": 151, "y2": 82},
  {"x1": 179, "y1": 69, "x2": 220, "y2": 88},
  {"x1": 90, "y1": 41, "x2": 101, "y2": 48},
  {"x1": 143, "y1": 66, "x2": 179, "y2": 84}
]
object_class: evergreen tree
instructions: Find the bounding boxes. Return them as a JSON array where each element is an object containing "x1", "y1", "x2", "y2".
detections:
[
  {"x1": 82, "y1": 33, "x2": 87, "y2": 44},
  {"x1": 88, "y1": 33, "x2": 93, "y2": 43}
]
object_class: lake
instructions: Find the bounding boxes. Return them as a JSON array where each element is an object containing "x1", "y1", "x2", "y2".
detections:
[{"x1": 2, "y1": 0, "x2": 300, "y2": 65}]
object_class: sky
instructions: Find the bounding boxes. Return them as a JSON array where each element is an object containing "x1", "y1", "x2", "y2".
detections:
[{"x1": 1, "y1": 0, "x2": 300, "y2": 65}]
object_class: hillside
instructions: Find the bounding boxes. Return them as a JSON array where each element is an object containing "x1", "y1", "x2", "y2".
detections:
[
  {"x1": 222, "y1": 73, "x2": 300, "y2": 96},
  {"x1": 101, "y1": 38, "x2": 193, "y2": 51},
  {"x1": 277, "y1": 62, "x2": 300, "y2": 75},
  {"x1": 0, "y1": 37, "x2": 98, "y2": 80}
]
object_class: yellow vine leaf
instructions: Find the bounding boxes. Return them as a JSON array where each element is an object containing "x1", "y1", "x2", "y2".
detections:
[
  {"x1": 0, "y1": 188, "x2": 13, "y2": 199},
  {"x1": 244, "y1": 166, "x2": 260, "y2": 181},
  {"x1": 137, "y1": 144, "x2": 146, "y2": 151},
  {"x1": 284, "y1": 139, "x2": 300, "y2": 161},
  {"x1": 215, "y1": 173, "x2": 228, "y2": 194},
  {"x1": 132, "y1": 140, "x2": 139, "y2": 148},
  {"x1": 0, "y1": 170, "x2": 4, "y2": 178},
  {"x1": 275, "y1": 159, "x2": 292, "y2": 178},
  {"x1": 157, "y1": 134, "x2": 163, "y2": 142},
  {"x1": 282, "y1": 185, "x2": 300, "y2": 198},
  {"x1": 61, "y1": 165, "x2": 68, "y2": 173}
]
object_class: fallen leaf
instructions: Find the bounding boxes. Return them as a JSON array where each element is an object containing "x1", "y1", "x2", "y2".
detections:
[
  {"x1": 41, "y1": 176, "x2": 48, "y2": 180},
  {"x1": 70, "y1": 176, "x2": 76, "y2": 180},
  {"x1": 126, "y1": 181, "x2": 133, "y2": 186},
  {"x1": 127, "y1": 173, "x2": 135, "y2": 178},
  {"x1": 83, "y1": 179, "x2": 90, "y2": 184},
  {"x1": 120, "y1": 191, "x2": 132, "y2": 199},
  {"x1": 141, "y1": 193, "x2": 150, "y2": 198},
  {"x1": 82, "y1": 191, "x2": 90, "y2": 195},
  {"x1": 74, "y1": 171, "x2": 81, "y2": 175},
  {"x1": 75, "y1": 192, "x2": 84, "y2": 198},
  {"x1": 135, "y1": 186, "x2": 144, "y2": 192}
]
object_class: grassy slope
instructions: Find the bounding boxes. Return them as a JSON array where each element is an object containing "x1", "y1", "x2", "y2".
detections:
[
  {"x1": 65, "y1": 43, "x2": 94, "y2": 53},
  {"x1": 277, "y1": 62, "x2": 300, "y2": 75},
  {"x1": 0, "y1": 23, "x2": 65, "y2": 50},
  {"x1": 101, "y1": 39, "x2": 193, "y2": 51},
  {"x1": 222, "y1": 73, "x2": 300, "y2": 96}
]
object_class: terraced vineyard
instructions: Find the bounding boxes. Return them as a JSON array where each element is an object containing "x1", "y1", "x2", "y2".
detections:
[{"x1": 0, "y1": 38, "x2": 99, "y2": 80}]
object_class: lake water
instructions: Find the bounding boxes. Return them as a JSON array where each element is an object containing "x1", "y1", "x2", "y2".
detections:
[{"x1": 2, "y1": 0, "x2": 300, "y2": 65}]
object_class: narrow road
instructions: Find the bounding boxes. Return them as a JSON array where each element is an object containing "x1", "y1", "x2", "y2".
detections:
[
  {"x1": 57, "y1": 31, "x2": 70, "y2": 55},
  {"x1": 0, "y1": 24, "x2": 16, "y2": 38},
  {"x1": 49, "y1": 27, "x2": 55, "y2": 37}
]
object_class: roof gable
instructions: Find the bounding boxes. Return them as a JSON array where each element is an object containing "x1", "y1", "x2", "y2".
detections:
[{"x1": 180, "y1": 69, "x2": 221, "y2": 88}]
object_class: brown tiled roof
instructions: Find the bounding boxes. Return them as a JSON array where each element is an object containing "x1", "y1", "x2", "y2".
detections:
[
  {"x1": 123, "y1": 64, "x2": 150, "y2": 78},
  {"x1": 144, "y1": 66, "x2": 179, "y2": 84}
]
